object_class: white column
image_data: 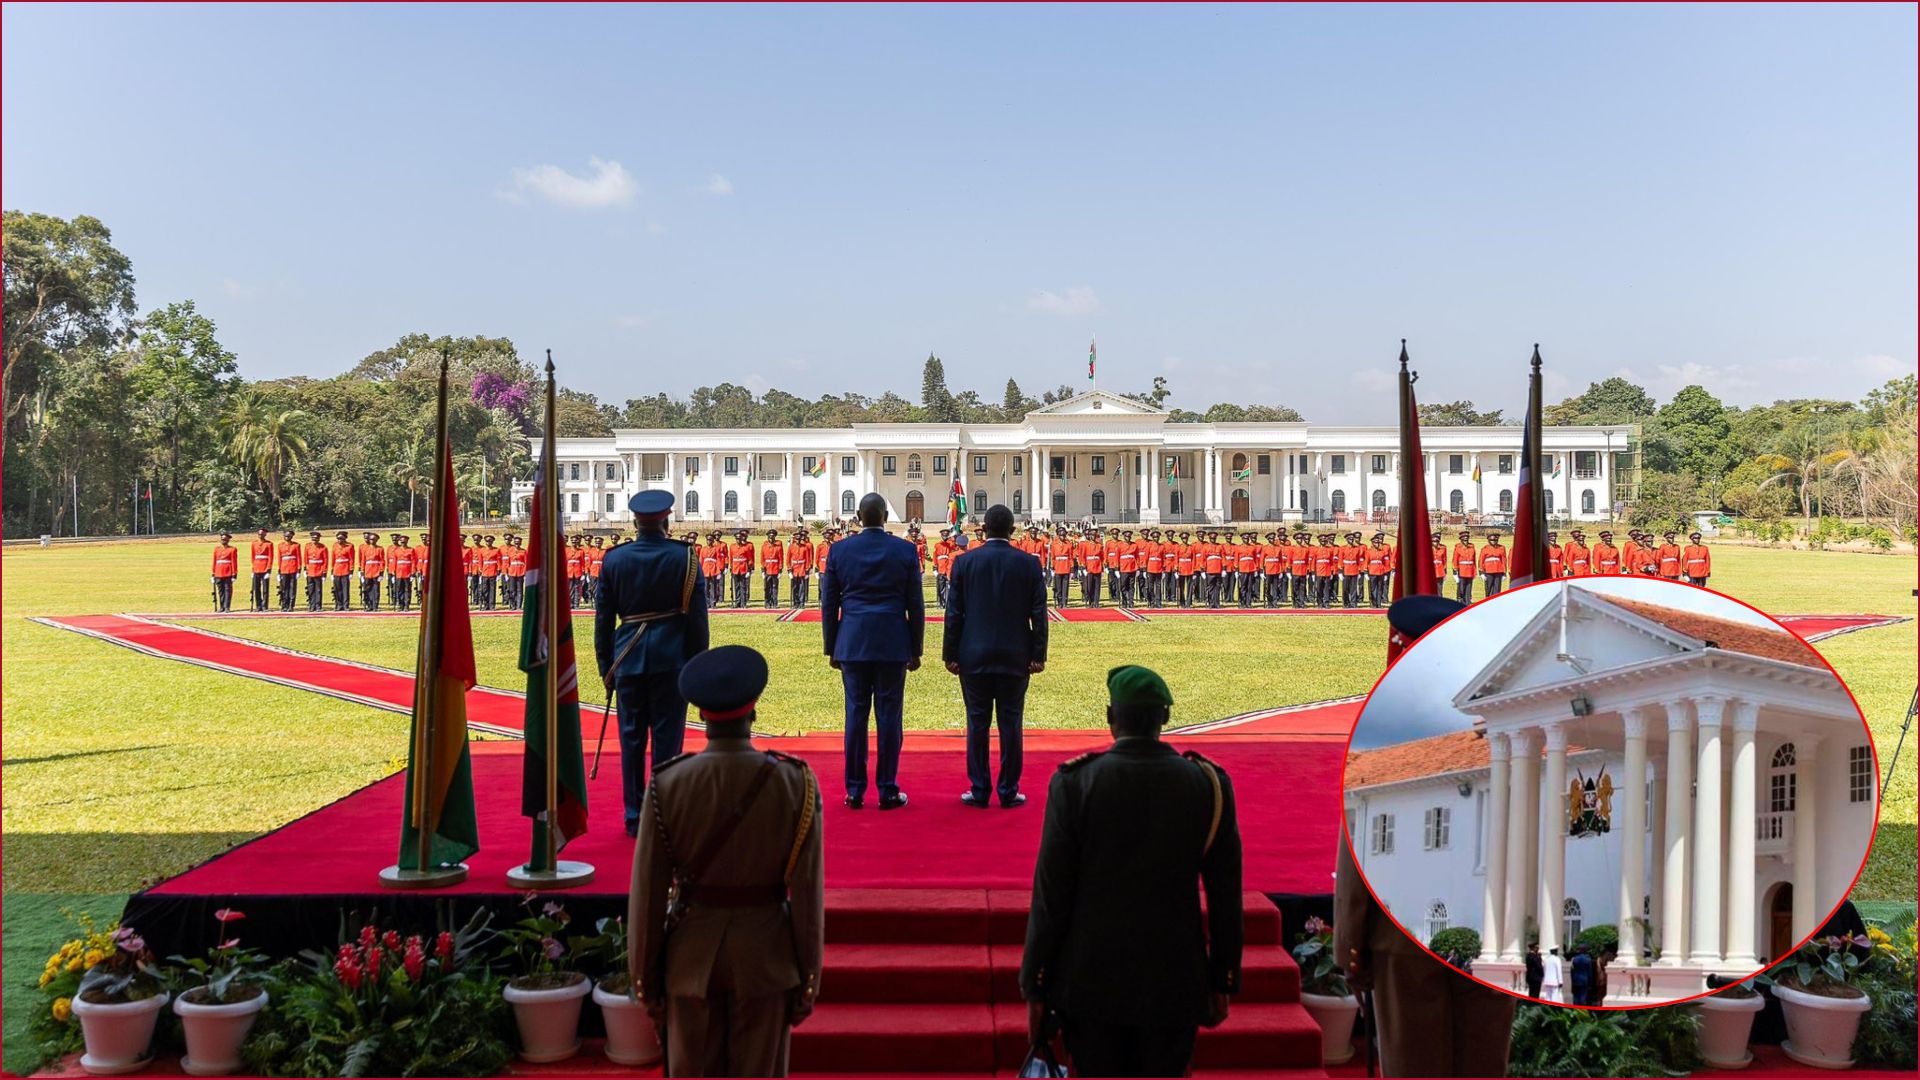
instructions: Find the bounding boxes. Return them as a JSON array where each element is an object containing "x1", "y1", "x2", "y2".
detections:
[
  {"x1": 1649, "y1": 762, "x2": 1667, "y2": 962},
  {"x1": 1724, "y1": 700, "x2": 1760, "y2": 970},
  {"x1": 1503, "y1": 730, "x2": 1537, "y2": 959},
  {"x1": 1483, "y1": 732, "x2": 1511, "y2": 961},
  {"x1": 1792, "y1": 734, "x2": 1821, "y2": 941},
  {"x1": 1033, "y1": 448, "x2": 1045, "y2": 519},
  {"x1": 1619, "y1": 708, "x2": 1650, "y2": 969},
  {"x1": 663, "y1": 453, "x2": 676, "y2": 520},
  {"x1": 1147, "y1": 448, "x2": 1159, "y2": 512},
  {"x1": 707, "y1": 453, "x2": 718, "y2": 521},
  {"x1": 1662, "y1": 701, "x2": 1692, "y2": 965},
  {"x1": 1690, "y1": 695, "x2": 1726, "y2": 965},
  {"x1": 1539, "y1": 722, "x2": 1569, "y2": 955}
]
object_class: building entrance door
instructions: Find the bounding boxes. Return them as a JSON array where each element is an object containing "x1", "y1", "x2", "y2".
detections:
[
  {"x1": 1768, "y1": 884, "x2": 1793, "y2": 963},
  {"x1": 1230, "y1": 489, "x2": 1250, "y2": 522},
  {"x1": 904, "y1": 490, "x2": 925, "y2": 522}
]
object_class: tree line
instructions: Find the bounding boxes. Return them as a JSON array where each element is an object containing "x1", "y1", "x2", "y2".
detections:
[{"x1": 4, "y1": 209, "x2": 1913, "y2": 539}]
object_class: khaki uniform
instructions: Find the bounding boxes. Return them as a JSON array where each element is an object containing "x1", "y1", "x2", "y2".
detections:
[
  {"x1": 630, "y1": 739, "x2": 825, "y2": 1077},
  {"x1": 1334, "y1": 833, "x2": 1515, "y2": 1077}
]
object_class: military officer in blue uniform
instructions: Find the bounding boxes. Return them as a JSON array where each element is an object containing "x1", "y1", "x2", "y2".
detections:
[
  {"x1": 596, "y1": 490, "x2": 711, "y2": 837},
  {"x1": 1021, "y1": 665, "x2": 1242, "y2": 1076}
]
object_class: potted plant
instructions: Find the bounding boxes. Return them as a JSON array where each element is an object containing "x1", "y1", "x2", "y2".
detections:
[
  {"x1": 586, "y1": 916, "x2": 662, "y2": 1066},
  {"x1": 168, "y1": 909, "x2": 271, "y2": 1076},
  {"x1": 1694, "y1": 978, "x2": 1765, "y2": 1069},
  {"x1": 497, "y1": 897, "x2": 593, "y2": 1063},
  {"x1": 71, "y1": 925, "x2": 169, "y2": 1075},
  {"x1": 1290, "y1": 917, "x2": 1357, "y2": 1066},
  {"x1": 1764, "y1": 932, "x2": 1874, "y2": 1069},
  {"x1": 26, "y1": 912, "x2": 128, "y2": 1074}
]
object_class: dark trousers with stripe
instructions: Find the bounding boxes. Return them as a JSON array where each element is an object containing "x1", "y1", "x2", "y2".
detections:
[
  {"x1": 277, "y1": 573, "x2": 297, "y2": 611},
  {"x1": 1483, "y1": 572, "x2": 1505, "y2": 598},
  {"x1": 615, "y1": 673, "x2": 688, "y2": 831},
  {"x1": 791, "y1": 575, "x2": 811, "y2": 607}
]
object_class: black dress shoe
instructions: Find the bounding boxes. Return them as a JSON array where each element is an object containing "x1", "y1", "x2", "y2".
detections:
[
  {"x1": 961, "y1": 791, "x2": 991, "y2": 808},
  {"x1": 1000, "y1": 793, "x2": 1027, "y2": 808},
  {"x1": 844, "y1": 796, "x2": 864, "y2": 810},
  {"x1": 625, "y1": 823, "x2": 639, "y2": 838},
  {"x1": 878, "y1": 793, "x2": 909, "y2": 811}
]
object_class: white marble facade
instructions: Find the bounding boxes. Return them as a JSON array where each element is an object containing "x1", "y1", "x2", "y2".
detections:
[{"x1": 517, "y1": 390, "x2": 1636, "y2": 527}]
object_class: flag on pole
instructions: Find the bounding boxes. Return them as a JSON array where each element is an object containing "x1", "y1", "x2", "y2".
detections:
[
  {"x1": 948, "y1": 476, "x2": 967, "y2": 528},
  {"x1": 1511, "y1": 346, "x2": 1550, "y2": 587},
  {"x1": 1472, "y1": 463, "x2": 1482, "y2": 483},
  {"x1": 1550, "y1": 456, "x2": 1562, "y2": 479},
  {"x1": 1231, "y1": 466, "x2": 1252, "y2": 483},
  {"x1": 518, "y1": 382, "x2": 589, "y2": 857},
  {"x1": 395, "y1": 356, "x2": 481, "y2": 872},
  {"x1": 1390, "y1": 341, "x2": 1438, "y2": 664},
  {"x1": 1166, "y1": 457, "x2": 1180, "y2": 486},
  {"x1": 808, "y1": 455, "x2": 826, "y2": 478},
  {"x1": 1087, "y1": 336, "x2": 1097, "y2": 382}
]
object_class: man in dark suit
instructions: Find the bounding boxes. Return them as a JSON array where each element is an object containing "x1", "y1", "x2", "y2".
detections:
[
  {"x1": 1525, "y1": 942, "x2": 1544, "y2": 999},
  {"x1": 595, "y1": 491, "x2": 710, "y2": 837},
  {"x1": 821, "y1": 493, "x2": 925, "y2": 810},
  {"x1": 942, "y1": 504, "x2": 1047, "y2": 809},
  {"x1": 1021, "y1": 666, "x2": 1241, "y2": 1077}
]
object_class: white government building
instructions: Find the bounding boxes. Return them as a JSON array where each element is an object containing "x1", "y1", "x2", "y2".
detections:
[
  {"x1": 1343, "y1": 586, "x2": 1876, "y2": 1004},
  {"x1": 516, "y1": 390, "x2": 1639, "y2": 527}
]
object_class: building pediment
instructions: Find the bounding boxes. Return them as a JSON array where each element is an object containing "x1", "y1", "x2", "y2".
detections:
[
  {"x1": 1026, "y1": 390, "x2": 1164, "y2": 417},
  {"x1": 1455, "y1": 588, "x2": 1701, "y2": 706}
]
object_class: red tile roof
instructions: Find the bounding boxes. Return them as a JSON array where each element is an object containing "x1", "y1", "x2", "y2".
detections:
[
  {"x1": 1346, "y1": 730, "x2": 1488, "y2": 789},
  {"x1": 1595, "y1": 594, "x2": 1821, "y2": 668}
]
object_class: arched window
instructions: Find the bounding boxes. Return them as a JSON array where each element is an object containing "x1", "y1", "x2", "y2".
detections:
[
  {"x1": 802, "y1": 490, "x2": 816, "y2": 516},
  {"x1": 1770, "y1": 743, "x2": 1797, "y2": 813},
  {"x1": 1581, "y1": 490, "x2": 1595, "y2": 515},
  {"x1": 764, "y1": 489, "x2": 779, "y2": 516},
  {"x1": 1544, "y1": 489, "x2": 1555, "y2": 514},
  {"x1": 1499, "y1": 489, "x2": 1513, "y2": 513},
  {"x1": 1449, "y1": 490, "x2": 1464, "y2": 514},
  {"x1": 906, "y1": 453, "x2": 922, "y2": 476},
  {"x1": 1090, "y1": 490, "x2": 1106, "y2": 515},
  {"x1": 1231, "y1": 452, "x2": 1248, "y2": 475},
  {"x1": 1563, "y1": 898, "x2": 1583, "y2": 942},
  {"x1": 1331, "y1": 490, "x2": 1347, "y2": 514},
  {"x1": 1372, "y1": 490, "x2": 1387, "y2": 512},
  {"x1": 1012, "y1": 490, "x2": 1023, "y2": 513},
  {"x1": 1425, "y1": 900, "x2": 1450, "y2": 943},
  {"x1": 724, "y1": 491, "x2": 739, "y2": 515},
  {"x1": 685, "y1": 490, "x2": 700, "y2": 514},
  {"x1": 841, "y1": 490, "x2": 856, "y2": 514},
  {"x1": 1052, "y1": 490, "x2": 1066, "y2": 515}
]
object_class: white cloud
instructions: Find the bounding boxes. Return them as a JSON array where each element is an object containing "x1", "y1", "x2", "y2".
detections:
[
  {"x1": 1025, "y1": 286, "x2": 1101, "y2": 316},
  {"x1": 1617, "y1": 362, "x2": 1759, "y2": 401},
  {"x1": 222, "y1": 278, "x2": 260, "y2": 298},
  {"x1": 646, "y1": 221, "x2": 666, "y2": 234},
  {"x1": 1351, "y1": 368, "x2": 1394, "y2": 393},
  {"x1": 501, "y1": 157, "x2": 638, "y2": 209},
  {"x1": 613, "y1": 313, "x2": 655, "y2": 328},
  {"x1": 742, "y1": 374, "x2": 772, "y2": 396},
  {"x1": 700, "y1": 173, "x2": 733, "y2": 195}
]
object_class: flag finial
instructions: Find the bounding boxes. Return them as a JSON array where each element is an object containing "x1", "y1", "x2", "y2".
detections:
[
  {"x1": 545, "y1": 348, "x2": 554, "y2": 376},
  {"x1": 1398, "y1": 339, "x2": 1409, "y2": 371},
  {"x1": 1531, "y1": 344, "x2": 1542, "y2": 372}
]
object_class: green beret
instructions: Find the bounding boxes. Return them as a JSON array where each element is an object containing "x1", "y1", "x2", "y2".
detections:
[{"x1": 1107, "y1": 665, "x2": 1173, "y2": 709}]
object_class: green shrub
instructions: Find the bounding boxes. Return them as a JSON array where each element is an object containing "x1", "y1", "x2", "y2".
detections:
[
  {"x1": 1854, "y1": 912, "x2": 1919, "y2": 1069},
  {"x1": 1507, "y1": 1001, "x2": 1701, "y2": 1077},
  {"x1": 1427, "y1": 927, "x2": 1481, "y2": 961},
  {"x1": 1866, "y1": 527, "x2": 1896, "y2": 551},
  {"x1": 1574, "y1": 924, "x2": 1619, "y2": 956}
]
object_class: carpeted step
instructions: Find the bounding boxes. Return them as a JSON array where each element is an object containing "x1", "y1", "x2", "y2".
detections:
[
  {"x1": 992, "y1": 1001, "x2": 1325, "y2": 1071},
  {"x1": 986, "y1": 889, "x2": 1283, "y2": 945},
  {"x1": 822, "y1": 942, "x2": 994, "y2": 1002},
  {"x1": 986, "y1": 942, "x2": 1301, "y2": 1004},
  {"x1": 825, "y1": 888, "x2": 991, "y2": 943},
  {"x1": 793, "y1": 1002, "x2": 998, "y2": 1072}
]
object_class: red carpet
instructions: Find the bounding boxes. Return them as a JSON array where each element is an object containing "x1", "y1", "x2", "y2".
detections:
[
  {"x1": 1052, "y1": 606, "x2": 1142, "y2": 622},
  {"x1": 1170, "y1": 698, "x2": 1365, "y2": 737},
  {"x1": 1773, "y1": 614, "x2": 1909, "y2": 641}
]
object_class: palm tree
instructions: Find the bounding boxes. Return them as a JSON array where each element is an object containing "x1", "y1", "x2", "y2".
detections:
[
  {"x1": 387, "y1": 430, "x2": 430, "y2": 525},
  {"x1": 220, "y1": 392, "x2": 309, "y2": 520}
]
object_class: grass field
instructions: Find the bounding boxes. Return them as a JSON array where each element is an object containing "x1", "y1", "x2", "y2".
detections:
[{"x1": 3, "y1": 537, "x2": 1915, "y2": 1073}]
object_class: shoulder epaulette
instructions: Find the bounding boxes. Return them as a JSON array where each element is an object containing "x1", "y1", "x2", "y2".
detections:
[
  {"x1": 1058, "y1": 751, "x2": 1103, "y2": 772},
  {"x1": 651, "y1": 751, "x2": 696, "y2": 775},
  {"x1": 1182, "y1": 749, "x2": 1226, "y2": 773},
  {"x1": 765, "y1": 749, "x2": 809, "y2": 767}
]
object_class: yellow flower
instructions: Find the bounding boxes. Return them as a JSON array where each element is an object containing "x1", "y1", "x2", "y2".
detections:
[
  {"x1": 51, "y1": 998, "x2": 71, "y2": 1022},
  {"x1": 83, "y1": 949, "x2": 106, "y2": 968},
  {"x1": 65, "y1": 956, "x2": 84, "y2": 974},
  {"x1": 38, "y1": 972, "x2": 53, "y2": 988}
]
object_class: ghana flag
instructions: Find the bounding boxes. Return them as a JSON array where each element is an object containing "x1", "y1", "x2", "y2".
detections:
[{"x1": 518, "y1": 454, "x2": 589, "y2": 855}]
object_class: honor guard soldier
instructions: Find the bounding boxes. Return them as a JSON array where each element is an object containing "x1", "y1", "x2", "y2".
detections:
[
  {"x1": 1340, "y1": 532, "x2": 1366, "y2": 609},
  {"x1": 1259, "y1": 533, "x2": 1283, "y2": 608},
  {"x1": 1112, "y1": 530, "x2": 1136, "y2": 607},
  {"x1": 1450, "y1": 531, "x2": 1477, "y2": 604},
  {"x1": 786, "y1": 528, "x2": 816, "y2": 607},
  {"x1": 211, "y1": 533, "x2": 239, "y2": 612},
  {"x1": 934, "y1": 529, "x2": 956, "y2": 607},
  {"x1": 1201, "y1": 532, "x2": 1226, "y2": 608},
  {"x1": 1657, "y1": 531, "x2": 1684, "y2": 579},
  {"x1": 1365, "y1": 534, "x2": 1393, "y2": 608},
  {"x1": 699, "y1": 532, "x2": 725, "y2": 607},
  {"x1": 503, "y1": 535, "x2": 528, "y2": 610},
  {"x1": 1022, "y1": 666, "x2": 1242, "y2": 1077},
  {"x1": 1172, "y1": 532, "x2": 1196, "y2": 608},
  {"x1": 1312, "y1": 534, "x2": 1339, "y2": 608},
  {"x1": 1683, "y1": 532, "x2": 1712, "y2": 585},
  {"x1": 760, "y1": 529, "x2": 785, "y2": 608},
  {"x1": 1545, "y1": 530, "x2": 1564, "y2": 580},
  {"x1": 1049, "y1": 529, "x2": 1076, "y2": 608},
  {"x1": 414, "y1": 532, "x2": 432, "y2": 601},
  {"x1": 1429, "y1": 534, "x2": 1447, "y2": 593},
  {"x1": 329, "y1": 531, "x2": 356, "y2": 610},
  {"x1": 390, "y1": 534, "x2": 416, "y2": 611},
  {"x1": 595, "y1": 491, "x2": 710, "y2": 836},
  {"x1": 630, "y1": 645, "x2": 824, "y2": 1078},
  {"x1": 275, "y1": 529, "x2": 301, "y2": 611},
  {"x1": 564, "y1": 535, "x2": 587, "y2": 608},
  {"x1": 1479, "y1": 533, "x2": 1508, "y2": 598},
  {"x1": 1593, "y1": 531, "x2": 1621, "y2": 576},
  {"x1": 1618, "y1": 531, "x2": 1641, "y2": 577},
  {"x1": 1288, "y1": 531, "x2": 1312, "y2": 608},
  {"x1": 727, "y1": 530, "x2": 756, "y2": 608},
  {"x1": 475, "y1": 535, "x2": 500, "y2": 610},
  {"x1": 359, "y1": 532, "x2": 386, "y2": 611},
  {"x1": 1337, "y1": 595, "x2": 1517, "y2": 1077},
  {"x1": 1235, "y1": 533, "x2": 1260, "y2": 608},
  {"x1": 1563, "y1": 529, "x2": 1591, "y2": 577},
  {"x1": 248, "y1": 529, "x2": 274, "y2": 612},
  {"x1": 1100, "y1": 529, "x2": 1122, "y2": 603},
  {"x1": 302, "y1": 530, "x2": 329, "y2": 611},
  {"x1": 463, "y1": 535, "x2": 480, "y2": 606},
  {"x1": 1076, "y1": 529, "x2": 1106, "y2": 608}
]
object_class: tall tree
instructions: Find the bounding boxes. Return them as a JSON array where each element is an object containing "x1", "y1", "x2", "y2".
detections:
[
  {"x1": 1418, "y1": 400, "x2": 1506, "y2": 426},
  {"x1": 1649, "y1": 385, "x2": 1732, "y2": 483},
  {"x1": 2, "y1": 211, "x2": 137, "y2": 427},
  {"x1": 130, "y1": 301, "x2": 239, "y2": 513},
  {"x1": 920, "y1": 354, "x2": 959, "y2": 423},
  {"x1": 220, "y1": 390, "x2": 310, "y2": 520},
  {"x1": 1002, "y1": 378, "x2": 1034, "y2": 418},
  {"x1": 1544, "y1": 377, "x2": 1656, "y2": 425}
]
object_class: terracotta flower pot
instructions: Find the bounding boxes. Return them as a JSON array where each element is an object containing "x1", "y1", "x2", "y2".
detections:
[
  {"x1": 503, "y1": 974, "x2": 591, "y2": 1063},
  {"x1": 73, "y1": 990, "x2": 170, "y2": 1075},
  {"x1": 594, "y1": 980, "x2": 663, "y2": 1066},
  {"x1": 1693, "y1": 990, "x2": 1764, "y2": 1069},
  {"x1": 1775, "y1": 982, "x2": 1872, "y2": 1070},
  {"x1": 1300, "y1": 991, "x2": 1359, "y2": 1066}
]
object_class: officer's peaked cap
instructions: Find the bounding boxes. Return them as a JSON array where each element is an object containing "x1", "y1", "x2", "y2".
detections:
[
  {"x1": 1388, "y1": 594, "x2": 1465, "y2": 644},
  {"x1": 629, "y1": 490, "x2": 674, "y2": 518},
  {"x1": 679, "y1": 645, "x2": 768, "y2": 721}
]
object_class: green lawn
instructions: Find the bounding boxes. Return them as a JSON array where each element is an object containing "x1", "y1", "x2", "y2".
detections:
[{"x1": 4, "y1": 537, "x2": 1915, "y2": 1074}]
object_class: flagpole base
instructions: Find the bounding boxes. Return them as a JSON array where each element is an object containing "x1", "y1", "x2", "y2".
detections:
[
  {"x1": 505, "y1": 861, "x2": 596, "y2": 889},
  {"x1": 378, "y1": 863, "x2": 470, "y2": 890}
]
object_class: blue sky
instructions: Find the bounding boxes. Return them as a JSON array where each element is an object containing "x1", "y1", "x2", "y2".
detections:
[
  {"x1": 1352, "y1": 580, "x2": 1794, "y2": 751},
  {"x1": 5, "y1": 4, "x2": 1914, "y2": 422}
]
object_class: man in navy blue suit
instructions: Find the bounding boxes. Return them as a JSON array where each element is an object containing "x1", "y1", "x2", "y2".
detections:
[
  {"x1": 595, "y1": 490, "x2": 710, "y2": 835},
  {"x1": 942, "y1": 504, "x2": 1047, "y2": 808},
  {"x1": 821, "y1": 493, "x2": 925, "y2": 810}
]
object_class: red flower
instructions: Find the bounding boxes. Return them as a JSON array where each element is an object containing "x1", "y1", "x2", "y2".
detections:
[
  {"x1": 435, "y1": 932, "x2": 455, "y2": 960},
  {"x1": 359, "y1": 925, "x2": 378, "y2": 948},
  {"x1": 403, "y1": 940, "x2": 426, "y2": 980},
  {"x1": 364, "y1": 946, "x2": 383, "y2": 978},
  {"x1": 213, "y1": 908, "x2": 245, "y2": 923},
  {"x1": 381, "y1": 930, "x2": 402, "y2": 953},
  {"x1": 335, "y1": 945, "x2": 363, "y2": 989}
]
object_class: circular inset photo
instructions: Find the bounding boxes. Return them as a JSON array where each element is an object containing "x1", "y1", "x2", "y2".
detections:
[{"x1": 1341, "y1": 578, "x2": 1878, "y2": 1009}]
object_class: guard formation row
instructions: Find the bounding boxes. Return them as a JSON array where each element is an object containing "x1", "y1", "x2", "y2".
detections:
[{"x1": 203, "y1": 523, "x2": 1713, "y2": 613}]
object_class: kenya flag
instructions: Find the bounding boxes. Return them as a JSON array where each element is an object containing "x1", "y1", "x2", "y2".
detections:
[{"x1": 518, "y1": 466, "x2": 589, "y2": 850}]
